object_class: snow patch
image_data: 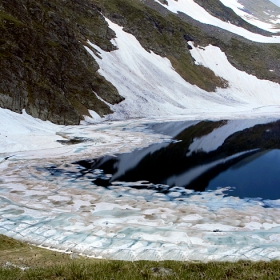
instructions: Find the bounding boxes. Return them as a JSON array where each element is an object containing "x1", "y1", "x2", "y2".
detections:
[
  {"x1": 189, "y1": 42, "x2": 280, "y2": 106},
  {"x1": 155, "y1": 0, "x2": 280, "y2": 42},
  {"x1": 0, "y1": 108, "x2": 64, "y2": 154},
  {"x1": 85, "y1": 18, "x2": 280, "y2": 122},
  {"x1": 219, "y1": 0, "x2": 280, "y2": 33}
]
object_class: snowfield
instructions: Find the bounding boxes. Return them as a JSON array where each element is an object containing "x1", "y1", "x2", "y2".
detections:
[
  {"x1": 219, "y1": 0, "x2": 280, "y2": 33},
  {"x1": 1, "y1": 0, "x2": 280, "y2": 262},
  {"x1": 155, "y1": 0, "x2": 280, "y2": 41},
  {"x1": 189, "y1": 42, "x2": 280, "y2": 106},
  {"x1": 1, "y1": 112, "x2": 280, "y2": 261},
  {"x1": 85, "y1": 18, "x2": 280, "y2": 121}
]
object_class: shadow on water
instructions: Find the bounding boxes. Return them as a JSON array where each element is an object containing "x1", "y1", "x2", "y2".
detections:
[{"x1": 73, "y1": 119, "x2": 280, "y2": 199}]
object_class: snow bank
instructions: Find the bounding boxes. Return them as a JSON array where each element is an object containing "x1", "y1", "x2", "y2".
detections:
[
  {"x1": 1, "y1": 157, "x2": 280, "y2": 261},
  {"x1": 155, "y1": 0, "x2": 280, "y2": 42},
  {"x1": 189, "y1": 42, "x2": 280, "y2": 106},
  {"x1": 0, "y1": 108, "x2": 170, "y2": 160},
  {"x1": 0, "y1": 108, "x2": 64, "y2": 154},
  {"x1": 85, "y1": 19, "x2": 235, "y2": 121},
  {"x1": 219, "y1": 0, "x2": 280, "y2": 33},
  {"x1": 85, "y1": 18, "x2": 280, "y2": 122}
]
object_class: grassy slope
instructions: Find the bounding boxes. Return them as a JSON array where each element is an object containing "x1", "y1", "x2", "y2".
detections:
[
  {"x1": 1, "y1": 235, "x2": 280, "y2": 279},
  {"x1": 96, "y1": 0, "x2": 280, "y2": 85},
  {"x1": 1, "y1": 0, "x2": 280, "y2": 124},
  {"x1": 193, "y1": 0, "x2": 273, "y2": 36},
  {"x1": 97, "y1": 0, "x2": 228, "y2": 92}
]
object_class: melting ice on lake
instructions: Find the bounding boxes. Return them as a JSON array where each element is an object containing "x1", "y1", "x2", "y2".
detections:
[
  {"x1": 76, "y1": 119, "x2": 280, "y2": 200},
  {"x1": 1, "y1": 118, "x2": 280, "y2": 261}
]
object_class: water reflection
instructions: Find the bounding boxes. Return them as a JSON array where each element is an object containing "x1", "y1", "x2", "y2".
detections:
[
  {"x1": 207, "y1": 149, "x2": 280, "y2": 199},
  {"x1": 76, "y1": 119, "x2": 280, "y2": 199}
]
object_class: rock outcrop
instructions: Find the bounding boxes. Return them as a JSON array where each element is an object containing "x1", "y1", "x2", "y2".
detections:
[
  {"x1": 0, "y1": 0, "x2": 123, "y2": 124},
  {"x1": 1, "y1": 0, "x2": 280, "y2": 124}
]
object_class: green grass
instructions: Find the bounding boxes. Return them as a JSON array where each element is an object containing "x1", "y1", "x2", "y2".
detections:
[
  {"x1": 1, "y1": 235, "x2": 280, "y2": 279},
  {"x1": 193, "y1": 0, "x2": 271, "y2": 36},
  {"x1": 95, "y1": 0, "x2": 280, "y2": 88},
  {"x1": 1, "y1": 0, "x2": 280, "y2": 125},
  {"x1": 96, "y1": 0, "x2": 229, "y2": 92}
]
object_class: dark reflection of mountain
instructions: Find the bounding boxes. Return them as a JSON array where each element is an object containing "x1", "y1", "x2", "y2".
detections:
[
  {"x1": 76, "y1": 119, "x2": 280, "y2": 193},
  {"x1": 206, "y1": 150, "x2": 280, "y2": 199}
]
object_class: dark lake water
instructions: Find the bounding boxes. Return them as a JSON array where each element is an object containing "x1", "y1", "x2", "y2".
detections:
[
  {"x1": 75, "y1": 119, "x2": 280, "y2": 200},
  {"x1": 206, "y1": 149, "x2": 280, "y2": 199}
]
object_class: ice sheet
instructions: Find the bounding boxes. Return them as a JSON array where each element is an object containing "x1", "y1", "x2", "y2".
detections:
[
  {"x1": 1, "y1": 117, "x2": 280, "y2": 261},
  {"x1": 1, "y1": 162, "x2": 280, "y2": 261}
]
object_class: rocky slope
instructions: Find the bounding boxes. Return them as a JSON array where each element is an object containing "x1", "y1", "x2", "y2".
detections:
[
  {"x1": 193, "y1": 0, "x2": 274, "y2": 35},
  {"x1": 0, "y1": 0, "x2": 122, "y2": 124},
  {"x1": 1, "y1": 0, "x2": 280, "y2": 124}
]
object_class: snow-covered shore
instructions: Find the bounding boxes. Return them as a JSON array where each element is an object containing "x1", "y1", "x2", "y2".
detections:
[
  {"x1": 1, "y1": 110, "x2": 280, "y2": 261},
  {"x1": 1, "y1": 0, "x2": 280, "y2": 262}
]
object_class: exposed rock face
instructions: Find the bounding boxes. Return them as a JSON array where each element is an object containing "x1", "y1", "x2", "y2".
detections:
[
  {"x1": 140, "y1": 0, "x2": 280, "y2": 83},
  {"x1": 158, "y1": 0, "x2": 168, "y2": 5},
  {"x1": 100, "y1": 0, "x2": 229, "y2": 92},
  {"x1": 193, "y1": 0, "x2": 273, "y2": 36},
  {"x1": 1, "y1": 0, "x2": 280, "y2": 124},
  {"x1": 0, "y1": 0, "x2": 123, "y2": 125}
]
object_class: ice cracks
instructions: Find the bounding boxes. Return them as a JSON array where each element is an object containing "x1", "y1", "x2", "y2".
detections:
[{"x1": 1, "y1": 150, "x2": 280, "y2": 261}]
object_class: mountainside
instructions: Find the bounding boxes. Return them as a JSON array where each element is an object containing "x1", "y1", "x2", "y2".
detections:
[
  {"x1": 225, "y1": 0, "x2": 280, "y2": 31},
  {"x1": 1, "y1": 0, "x2": 280, "y2": 124},
  {"x1": 0, "y1": 0, "x2": 123, "y2": 124}
]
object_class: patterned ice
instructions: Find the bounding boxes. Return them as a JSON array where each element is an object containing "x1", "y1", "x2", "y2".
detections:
[{"x1": 1, "y1": 118, "x2": 280, "y2": 261}]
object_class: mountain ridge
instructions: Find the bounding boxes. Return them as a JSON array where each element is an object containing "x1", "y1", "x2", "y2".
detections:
[{"x1": 1, "y1": 0, "x2": 280, "y2": 124}]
